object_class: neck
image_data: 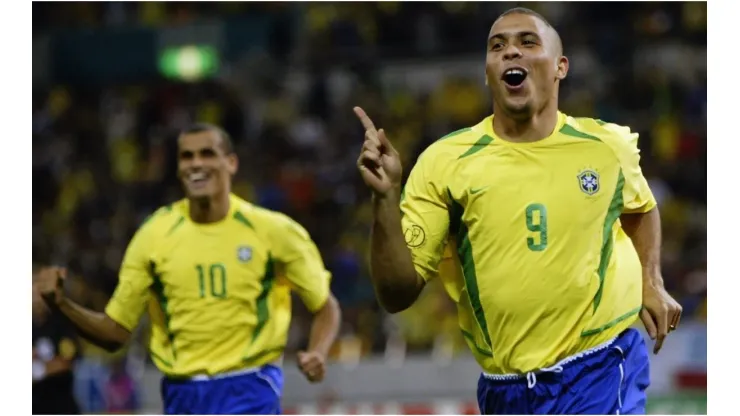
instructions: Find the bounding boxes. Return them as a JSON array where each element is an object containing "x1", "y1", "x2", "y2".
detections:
[
  {"x1": 189, "y1": 192, "x2": 231, "y2": 224},
  {"x1": 492, "y1": 98, "x2": 560, "y2": 143}
]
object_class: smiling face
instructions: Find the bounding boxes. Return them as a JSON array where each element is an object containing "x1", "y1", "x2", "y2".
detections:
[
  {"x1": 485, "y1": 12, "x2": 569, "y2": 119},
  {"x1": 177, "y1": 129, "x2": 237, "y2": 201}
]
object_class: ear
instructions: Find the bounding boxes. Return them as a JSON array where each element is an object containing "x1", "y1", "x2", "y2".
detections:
[
  {"x1": 556, "y1": 55, "x2": 569, "y2": 81},
  {"x1": 227, "y1": 153, "x2": 239, "y2": 176}
]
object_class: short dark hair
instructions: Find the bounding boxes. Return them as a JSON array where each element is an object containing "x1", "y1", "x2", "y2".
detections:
[
  {"x1": 498, "y1": 7, "x2": 554, "y2": 28},
  {"x1": 179, "y1": 123, "x2": 234, "y2": 154},
  {"x1": 496, "y1": 7, "x2": 562, "y2": 55}
]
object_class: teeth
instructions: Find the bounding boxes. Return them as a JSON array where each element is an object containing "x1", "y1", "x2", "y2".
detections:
[
  {"x1": 189, "y1": 172, "x2": 206, "y2": 181},
  {"x1": 506, "y1": 69, "x2": 525, "y2": 76}
]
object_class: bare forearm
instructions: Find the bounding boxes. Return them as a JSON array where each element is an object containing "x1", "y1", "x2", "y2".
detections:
[
  {"x1": 307, "y1": 294, "x2": 342, "y2": 357},
  {"x1": 370, "y1": 190, "x2": 424, "y2": 313},
  {"x1": 57, "y1": 298, "x2": 130, "y2": 352},
  {"x1": 621, "y1": 207, "x2": 663, "y2": 286}
]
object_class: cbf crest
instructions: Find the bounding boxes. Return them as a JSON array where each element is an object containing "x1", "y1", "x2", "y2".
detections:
[
  {"x1": 237, "y1": 246, "x2": 253, "y2": 263},
  {"x1": 577, "y1": 169, "x2": 600, "y2": 196}
]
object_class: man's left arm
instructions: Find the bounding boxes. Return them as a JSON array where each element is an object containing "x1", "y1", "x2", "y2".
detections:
[
  {"x1": 616, "y1": 128, "x2": 683, "y2": 354},
  {"x1": 272, "y1": 214, "x2": 341, "y2": 383}
]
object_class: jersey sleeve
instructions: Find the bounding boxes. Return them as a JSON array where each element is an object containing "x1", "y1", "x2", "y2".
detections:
[
  {"x1": 604, "y1": 124, "x2": 658, "y2": 214},
  {"x1": 105, "y1": 225, "x2": 154, "y2": 332},
  {"x1": 271, "y1": 214, "x2": 331, "y2": 312},
  {"x1": 400, "y1": 148, "x2": 451, "y2": 282}
]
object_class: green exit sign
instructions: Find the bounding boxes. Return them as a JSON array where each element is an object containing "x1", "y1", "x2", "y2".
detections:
[{"x1": 158, "y1": 45, "x2": 219, "y2": 82}]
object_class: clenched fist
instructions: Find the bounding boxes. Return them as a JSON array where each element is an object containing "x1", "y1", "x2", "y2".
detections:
[
  {"x1": 35, "y1": 266, "x2": 67, "y2": 308},
  {"x1": 354, "y1": 107, "x2": 403, "y2": 196},
  {"x1": 297, "y1": 350, "x2": 326, "y2": 383}
]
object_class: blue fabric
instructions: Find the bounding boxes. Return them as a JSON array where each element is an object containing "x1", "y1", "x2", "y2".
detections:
[
  {"x1": 161, "y1": 365, "x2": 283, "y2": 415},
  {"x1": 477, "y1": 329, "x2": 650, "y2": 414}
]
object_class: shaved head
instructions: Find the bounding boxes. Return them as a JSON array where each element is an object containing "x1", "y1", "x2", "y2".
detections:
[
  {"x1": 494, "y1": 7, "x2": 563, "y2": 56},
  {"x1": 485, "y1": 7, "x2": 570, "y2": 120}
]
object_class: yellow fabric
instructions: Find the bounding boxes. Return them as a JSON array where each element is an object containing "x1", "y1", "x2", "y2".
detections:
[
  {"x1": 400, "y1": 113, "x2": 655, "y2": 374},
  {"x1": 105, "y1": 194, "x2": 331, "y2": 377}
]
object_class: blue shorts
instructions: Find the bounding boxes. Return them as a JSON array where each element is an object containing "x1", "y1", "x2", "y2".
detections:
[
  {"x1": 477, "y1": 328, "x2": 650, "y2": 415},
  {"x1": 161, "y1": 365, "x2": 283, "y2": 415}
]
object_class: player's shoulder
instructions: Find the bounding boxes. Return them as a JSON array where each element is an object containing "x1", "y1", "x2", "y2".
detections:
[
  {"x1": 238, "y1": 199, "x2": 310, "y2": 239},
  {"x1": 564, "y1": 115, "x2": 640, "y2": 149},
  {"x1": 137, "y1": 199, "x2": 188, "y2": 235},
  {"x1": 417, "y1": 117, "x2": 494, "y2": 165}
]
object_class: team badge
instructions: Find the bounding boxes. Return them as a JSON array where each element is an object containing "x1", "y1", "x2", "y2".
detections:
[
  {"x1": 237, "y1": 246, "x2": 253, "y2": 263},
  {"x1": 404, "y1": 224, "x2": 426, "y2": 248},
  {"x1": 577, "y1": 170, "x2": 600, "y2": 195}
]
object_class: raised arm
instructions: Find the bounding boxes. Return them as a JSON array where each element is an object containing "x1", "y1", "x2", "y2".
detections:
[
  {"x1": 35, "y1": 267, "x2": 131, "y2": 352},
  {"x1": 36, "y1": 227, "x2": 155, "y2": 352},
  {"x1": 354, "y1": 107, "x2": 449, "y2": 313},
  {"x1": 370, "y1": 190, "x2": 424, "y2": 313}
]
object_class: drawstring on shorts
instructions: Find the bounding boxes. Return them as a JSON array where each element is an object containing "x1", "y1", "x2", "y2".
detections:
[
  {"x1": 526, "y1": 365, "x2": 564, "y2": 389},
  {"x1": 482, "y1": 336, "x2": 617, "y2": 390}
]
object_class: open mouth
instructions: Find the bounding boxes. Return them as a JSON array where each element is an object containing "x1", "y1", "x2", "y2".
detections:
[
  {"x1": 502, "y1": 68, "x2": 528, "y2": 87},
  {"x1": 188, "y1": 171, "x2": 210, "y2": 187}
]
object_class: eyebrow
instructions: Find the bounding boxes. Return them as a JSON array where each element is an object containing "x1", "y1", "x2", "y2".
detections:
[{"x1": 488, "y1": 31, "x2": 540, "y2": 43}]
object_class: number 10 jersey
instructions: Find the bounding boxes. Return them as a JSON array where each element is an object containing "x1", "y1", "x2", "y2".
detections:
[{"x1": 105, "y1": 194, "x2": 331, "y2": 377}]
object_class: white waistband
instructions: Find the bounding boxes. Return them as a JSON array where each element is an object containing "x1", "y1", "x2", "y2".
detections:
[
  {"x1": 482, "y1": 335, "x2": 618, "y2": 385},
  {"x1": 180, "y1": 365, "x2": 268, "y2": 382}
]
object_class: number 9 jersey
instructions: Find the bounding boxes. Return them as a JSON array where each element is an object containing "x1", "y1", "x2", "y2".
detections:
[
  {"x1": 105, "y1": 194, "x2": 331, "y2": 377},
  {"x1": 400, "y1": 112, "x2": 656, "y2": 375}
]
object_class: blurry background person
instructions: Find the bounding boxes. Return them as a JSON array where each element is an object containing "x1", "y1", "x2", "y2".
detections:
[{"x1": 33, "y1": 265, "x2": 81, "y2": 415}]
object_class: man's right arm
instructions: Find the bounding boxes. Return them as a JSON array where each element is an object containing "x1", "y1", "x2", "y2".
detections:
[
  {"x1": 39, "y1": 226, "x2": 154, "y2": 352},
  {"x1": 354, "y1": 106, "x2": 449, "y2": 314},
  {"x1": 56, "y1": 298, "x2": 131, "y2": 352},
  {"x1": 370, "y1": 151, "x2": 450, "y2": 313},
  {"x1": 370, "y1": 189, "x2": 424, "y2": 313},
  {"x1": 36, "y1": 267, "x2": 133, "y2": 352}
]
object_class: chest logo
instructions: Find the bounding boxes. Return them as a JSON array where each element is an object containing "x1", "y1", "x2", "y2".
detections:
[
  {"x1": 577, "y1": 170, "x2": 600, "y2": 195},
  {"x1": 237, "y1": 246, "x2": 253, "y2": 263}
]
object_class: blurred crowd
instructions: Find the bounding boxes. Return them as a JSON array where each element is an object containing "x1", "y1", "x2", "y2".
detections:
[{"x1": 33, "y1": 3, "x2": 706, "y2": 405}]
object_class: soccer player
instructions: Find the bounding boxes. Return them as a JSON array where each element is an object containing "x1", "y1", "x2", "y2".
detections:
[
  {"x1": 35, "y1": 123, "x2": 342, "y2": 415},
  {"x1": 355, "y1": 7, "x2": 682, "y2": 415}
]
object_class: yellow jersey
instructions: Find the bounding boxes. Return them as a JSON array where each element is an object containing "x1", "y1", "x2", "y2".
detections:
[
  {"x1": 105, "y1": 194, "x2": 331, "y2": 377},
  {"x1": 400, "y1": 112, "x2": 655, "y2": 374}
]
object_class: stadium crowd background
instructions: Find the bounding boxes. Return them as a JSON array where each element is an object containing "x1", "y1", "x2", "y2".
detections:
[{"x1": 32, "y1": 2, "x2": 706, "y2": 413}]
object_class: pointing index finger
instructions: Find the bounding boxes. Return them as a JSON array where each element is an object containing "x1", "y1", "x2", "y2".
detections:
[{"x1": 353, "y1": 106, "x2": 377, "y2": 132}]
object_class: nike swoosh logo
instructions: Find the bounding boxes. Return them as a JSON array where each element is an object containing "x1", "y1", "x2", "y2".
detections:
[{"x1": 470, "y1": 187, "x2": 489, "y2": 195}]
